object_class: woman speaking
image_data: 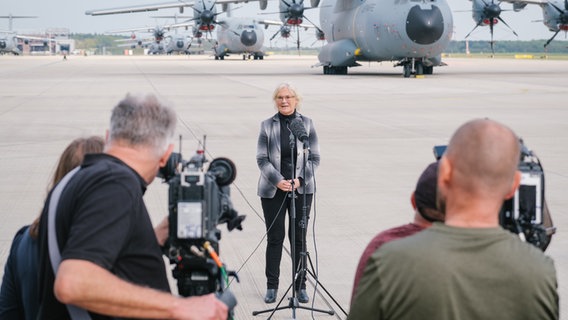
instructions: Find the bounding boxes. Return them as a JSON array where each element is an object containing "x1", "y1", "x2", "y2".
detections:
[{"x1": 256, "y1": 83, "x2": 320, "y2": 304}]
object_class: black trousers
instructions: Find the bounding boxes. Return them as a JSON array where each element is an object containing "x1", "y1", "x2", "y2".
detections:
[{"x1": 261, "y1": 189, "x2": 313, "y2": 290}]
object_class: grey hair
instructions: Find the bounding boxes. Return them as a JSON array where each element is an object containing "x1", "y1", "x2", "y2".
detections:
[
  {"x1": 109, "y1": 93, "x2": 177, "y2": 157},
  {"x1": 272, "y1": 82, "x2": 302, "y2": 110}
]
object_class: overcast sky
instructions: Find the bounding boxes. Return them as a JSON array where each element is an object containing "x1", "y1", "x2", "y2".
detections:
[{"x1": 2, "y1": 0, "x2": 561, "y2": 44}]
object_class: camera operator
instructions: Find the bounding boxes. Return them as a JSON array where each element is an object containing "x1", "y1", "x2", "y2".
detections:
[{"x1": 37, "y1": 93, "x2": 228, "y2": 320}]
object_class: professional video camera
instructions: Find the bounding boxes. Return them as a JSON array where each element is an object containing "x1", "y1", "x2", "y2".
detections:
[
  {"x1": 157, "y1": 137, "x2": 245, "y2": 308},
  {"x1": 433, "y1": 139, "x2": 556, "y2": 251}
]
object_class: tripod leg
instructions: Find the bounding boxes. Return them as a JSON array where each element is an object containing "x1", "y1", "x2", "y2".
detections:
[{"x1": 304, "y1": 252, "x2": 348, "y2": 317}]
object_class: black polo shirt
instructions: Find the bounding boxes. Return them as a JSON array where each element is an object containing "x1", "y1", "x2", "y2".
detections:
[{"x1": 37, "y1": 153, "x2": 170, "y2": 319}]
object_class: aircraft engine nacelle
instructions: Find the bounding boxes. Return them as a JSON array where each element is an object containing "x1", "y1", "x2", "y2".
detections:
[
  {"x1": 318, "y1": 38, "x2": 358, "y2": 67},
  {"x1": 315, "y1": 28, "x2": 325, "y2": 41},
  {"x1": 259, "y1": 0, "x2": 268, "y2": 10},
  {"x1": 24, "y1": 39, "x2": 30, "y2": 45},
  {"x1": 281, "y1": 27, "x2": 291, "y2": 38}
]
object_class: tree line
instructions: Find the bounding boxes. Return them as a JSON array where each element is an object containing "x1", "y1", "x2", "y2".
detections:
[{"x1": 70, "y1": 34, "x2": 568, "y2": 55}]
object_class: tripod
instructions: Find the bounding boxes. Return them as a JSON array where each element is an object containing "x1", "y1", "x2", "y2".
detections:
[{"x1": 253, "y1": 128, "x2": 336, "y2": 319}]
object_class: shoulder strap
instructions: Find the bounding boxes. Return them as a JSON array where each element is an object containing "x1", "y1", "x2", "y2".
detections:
[{"x1": 47, "y1": 166, "x2": 92, "y2": 320}]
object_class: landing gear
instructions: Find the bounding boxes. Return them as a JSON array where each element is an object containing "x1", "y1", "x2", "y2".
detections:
[
  {"x1": 398, "y1": 59, "x2": 434, "y2": 77},
  {"x1": 323, "y1": 65, "x2": 348, "y2": 75}
]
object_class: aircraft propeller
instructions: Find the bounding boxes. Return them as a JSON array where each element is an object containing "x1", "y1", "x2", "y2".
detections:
[
  {"x1": 188, "y1": 0, "x2": 223, "y2": 38},
  {"x1": 465, "y1": 0, "x2": 518, "y2": 55},
  {"x1": 270, "y1": 0, "x2": 322, "y2": 52},
  {"x1": 544, "y1": 0, "x2": 568, "y2": 48}
]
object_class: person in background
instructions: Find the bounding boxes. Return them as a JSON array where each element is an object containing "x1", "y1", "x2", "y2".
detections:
[
  {"x1": 350, "y1": 161, "x2": 444, "y2": 303},
  {"x1": 0, "y1": 136, "x2": 105, "y2": 320},
  {"x1": 348, "y1": 118, "x2": 558, "y2": 320},
  {"x1": 256, "y1": 83, "x2": 321, "y2": 304}
]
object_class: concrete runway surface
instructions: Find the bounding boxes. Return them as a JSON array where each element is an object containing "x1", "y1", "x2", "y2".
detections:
[{"x1": 1, "y1": 54, "x2": 567, "y2": 319}]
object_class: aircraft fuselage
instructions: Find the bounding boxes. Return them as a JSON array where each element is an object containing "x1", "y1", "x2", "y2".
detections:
[
  {"x1": 318, "y1": 0, "x2": 453, "y2": 73},
  {"x1": 0, "y1": 34, "x2": 22, "y2": 55}
]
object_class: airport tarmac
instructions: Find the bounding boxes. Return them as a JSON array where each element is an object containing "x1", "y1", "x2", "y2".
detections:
[{"x1": 1, "y1": 54, "x2": 567, "y2": 319}]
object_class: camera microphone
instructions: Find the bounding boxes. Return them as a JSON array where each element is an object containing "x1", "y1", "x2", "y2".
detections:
[{"x1": 290, "y1": 118, "x2": 309, "y2": 147}]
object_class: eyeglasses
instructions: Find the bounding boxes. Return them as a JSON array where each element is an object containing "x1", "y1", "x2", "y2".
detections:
[{"x1": 276, "y1": 95, "x2": 296, "y2": 101}]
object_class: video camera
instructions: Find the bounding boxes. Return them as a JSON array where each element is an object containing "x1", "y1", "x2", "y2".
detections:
[
  {"x1": 433, "y1": 139, "x2": 556, "y2": 251},
  {"x1": 157, "y1": 137, "x2": 245, "y2": 310}
]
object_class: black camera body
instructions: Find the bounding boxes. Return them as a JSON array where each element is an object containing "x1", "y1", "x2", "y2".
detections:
[
  {"x1": 433, "y1": 140, "x2": 555, "y2": 251},
  {"x1": 158, "y1": 145, "x2": 245, "y2": 301}
]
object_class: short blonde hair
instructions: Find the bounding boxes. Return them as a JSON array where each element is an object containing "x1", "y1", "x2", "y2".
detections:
[{"x1": 272, "y1": 82, "x2": 302, "y2": 111}]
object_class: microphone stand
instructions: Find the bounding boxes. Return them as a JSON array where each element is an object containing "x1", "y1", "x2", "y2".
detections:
[
  {"x1": 253, "y1": 124, "x2": 335, "y2": 319},
  {"x1": 297, "y1": 139, "x2": 345, "y2": 317}
]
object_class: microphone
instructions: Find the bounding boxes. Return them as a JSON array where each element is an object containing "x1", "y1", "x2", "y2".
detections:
[{"x1": 289, "y1": 118, "x2": 309, "y2": 144}]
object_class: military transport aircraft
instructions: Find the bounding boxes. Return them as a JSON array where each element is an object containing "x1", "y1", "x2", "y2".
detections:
[
  {"x1": 109, "y1": 25, "x2": 193, "y2": 54},
  {"x1": 213, "y1": 17, "x2": 265, "y2": 59},
  {"x1": 87, "y1": 1, "x2": 266, "y2": 60},
  {"x1": 110, "y1": 25, "x2": 169, "y2": 54},
  {"x1": 505, "y1": 0, "x2": 568, "y2": 47},
  {"x1": 314, "y1": 0, "x2": 454, "y2": 76},
  {"x1": 0, "y1": 14, "x2": 45, "y2": 55},
  {"x1": 162, "y1": 15, "x2": 266, "y2": 59}
]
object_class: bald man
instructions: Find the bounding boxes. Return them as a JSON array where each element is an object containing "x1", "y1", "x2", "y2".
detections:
[{"x1": 348, "y1": 119, "x2": 558, "y2": 320}]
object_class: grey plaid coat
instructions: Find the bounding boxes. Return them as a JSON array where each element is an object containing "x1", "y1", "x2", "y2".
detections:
[{"x1": 256, "y1": 112, "x2": 320, "y2": 198}]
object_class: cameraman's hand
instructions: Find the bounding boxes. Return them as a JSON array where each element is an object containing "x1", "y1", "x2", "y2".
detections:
[{"x1": 173, "y1": 293, "x2": 228, "y2": 320}]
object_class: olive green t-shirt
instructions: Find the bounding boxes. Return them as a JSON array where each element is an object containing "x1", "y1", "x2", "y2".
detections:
[{"x1": 349, "y1": 222, "x2": 558, "y2": 320}]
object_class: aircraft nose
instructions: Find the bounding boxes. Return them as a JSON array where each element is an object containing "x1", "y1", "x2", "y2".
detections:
[
  {"x1": 406, "y1": 5, "x2": 445, "y2": 45},
  {"x1": 241, "y1": 30, "x2": 257, "y2": 47}
]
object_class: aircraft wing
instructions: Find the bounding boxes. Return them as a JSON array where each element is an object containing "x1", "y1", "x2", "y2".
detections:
[
  {"x1": 86, "y1": 2, "x2": 194, "y2": 16},
  {"x1": 14, "y1": 34, "x2": 60, "y2": 43},
  {"x1": 107, "y1": 26, "x2": 168, "y2": 34},
  {"x1": 15, "y1": 35, "x2": 47, "y2": 41},
  {"x1": 500, "y1": 0, "x2": 547, "y2": 5},
  {"x1": 86, "y1": 0, "x2": 262, "y2": 16},
  {"x1": 164, "y1": 21, "x2": 195, "y2": 30}
]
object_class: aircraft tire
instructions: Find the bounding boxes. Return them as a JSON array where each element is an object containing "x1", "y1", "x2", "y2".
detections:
[
  {"x1": 403, "y1": 64, "x2": 412, "y2": 78},
  {"x1": 424, "y1": 65, "x2": 433, "y2": 75},
  {"x1": 415, "y1": 62, "x2": 424, "y2": 75},
  {"x1": 323, "y1": 66, "x2": 348, "y2": 75}
]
